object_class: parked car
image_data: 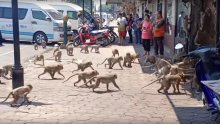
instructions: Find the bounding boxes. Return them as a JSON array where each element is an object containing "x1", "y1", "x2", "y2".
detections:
[{"x1": 0, "y1": 1, "x2": 71, "y2": 44}]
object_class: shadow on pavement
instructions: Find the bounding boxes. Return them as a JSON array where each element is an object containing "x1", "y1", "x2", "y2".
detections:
[
  {"x1": 0, "y1": 101, "x2": 52, "y2": 107},
  {"x1": 165, "y1": 94, "x2": 220, "y2": 123},
  {"x1": 93, "y1": 90, "x2": 119, "y2": 94}
]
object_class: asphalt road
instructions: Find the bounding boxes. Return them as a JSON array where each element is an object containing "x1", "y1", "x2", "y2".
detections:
[{"x1": 0, "y1": 41, "x2": 53, "y2": 67}]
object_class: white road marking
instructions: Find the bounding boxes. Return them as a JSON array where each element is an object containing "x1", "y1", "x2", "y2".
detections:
[{"x1": 0, "y1": 46, "x2": 30, "y2": 57}]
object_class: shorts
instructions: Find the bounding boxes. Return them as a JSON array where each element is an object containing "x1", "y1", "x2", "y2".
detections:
[{"x1": 118, "y1": 31, "x2": 126, "y2": 38}]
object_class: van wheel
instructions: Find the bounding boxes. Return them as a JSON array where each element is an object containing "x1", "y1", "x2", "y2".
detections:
[{"x1": 34, "y1": 32, "x2": 47, "y2": 45}]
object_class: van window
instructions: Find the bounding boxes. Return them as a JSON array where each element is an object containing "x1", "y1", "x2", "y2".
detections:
[
  {"x1": 32, "y1": 10, "x2": 47, "y2": 20},
  {"x1": 46, "y1": 9, "x2": 63, "y2": 20},
  {"x1": 0, "y1": 7, "x2": 27, "y2": 20},
  {"x1": 67, "y1": 11, "x2": 78, "y2": 20},
  {"x1": 58, "y1": 10, "x2": 64, "y2": 14}
]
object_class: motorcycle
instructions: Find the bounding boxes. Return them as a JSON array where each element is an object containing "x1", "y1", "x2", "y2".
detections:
[
  {"x1": 182, "y1": 45, "x2": 220, "y2": 120},
  {"x1": 72, "y1": 24, "x2": 110, "y2": 47},
  {"x1": 101, "y1": 25, "x2": 118, "y2": 43}
]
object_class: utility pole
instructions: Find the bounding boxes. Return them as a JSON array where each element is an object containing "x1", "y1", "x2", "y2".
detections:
[
  {"x1": 99, "y1": 0, "x2": 102, "y2": 29},
  {"x1": 83, "y1": 0, "x2": 85, "y2": 22},
  {"x1": 12, "y1": 0, "x2": 24, "y2": 89},
  {"x1": 90, "y1": 0, "x2": 93, "y2": 15},
  {"x1": 216, "y1": 0, "x2": 220, "y2": 46}
]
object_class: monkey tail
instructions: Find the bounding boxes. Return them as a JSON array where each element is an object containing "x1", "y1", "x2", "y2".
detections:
[
  {"x1": 84, "y1": 76, "x2": 97, "y2": 86},
  {"x1": 97, "y1": 59, "x2": 107, "y2": 67},
  {"x1": 62, "y1": 74, "x2": 78, "y2": 83},
  {"x1": 142, "y1": 77, "x2": 163, "y2": 89},
  {"x1": 2, "y1": 92, "x2": 12, "y2": 103}
]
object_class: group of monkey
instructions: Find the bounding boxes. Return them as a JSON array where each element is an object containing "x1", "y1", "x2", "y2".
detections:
[
  {"x1": 0, "y1": 42, "x2": 141, "y2": 107},
  {"x1": 0, "y1": 41, "x2": 196, "y2": 107},
  {"x1": 143, "y1": 55, "x2": 196, "y2": 94}
]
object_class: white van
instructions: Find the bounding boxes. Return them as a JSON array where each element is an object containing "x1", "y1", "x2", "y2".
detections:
[
  {"x1": 0, "y1": 1, "x2": 71, "y2": 44},
  {"x1": 45, "y1": 2, "x2": 93, "y2": 30}
]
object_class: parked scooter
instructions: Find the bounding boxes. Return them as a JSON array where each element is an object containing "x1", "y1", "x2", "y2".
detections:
[
  {"x1": 101, "y1": 25, "x2": 118, "y2": 43},
  {"x1": 184, "y1": 46, "x2": 220, "y2": 120},
  {"x1": 72, "y1": 24, "x2": 110, "y2": 47}
]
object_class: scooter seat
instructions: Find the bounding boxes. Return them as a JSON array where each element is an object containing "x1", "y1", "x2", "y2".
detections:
[{"x1": 90, "y1": 29, "x2": 108, "y2": 35}]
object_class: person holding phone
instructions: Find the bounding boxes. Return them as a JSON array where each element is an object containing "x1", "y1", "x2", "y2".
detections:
[{"x1": 142, "y1": 14, "x2": 153, "y2": 56}]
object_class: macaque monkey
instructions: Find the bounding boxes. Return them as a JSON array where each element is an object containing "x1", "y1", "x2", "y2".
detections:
[
  {"x1": 157, "y1": 74, "x2": 182, "y2": 93},
  {"x1": 38, "y1": 64, "x2": 65, "y2": 79},
  {"x1": 0, "y1": 68, "x2": 10, "y2": 80},
  {"x1": 63, "y1": 70, "x2": 99, "y2": 86},
  {"x1": 80, "y1": 45, "x2": 89, "y2": 53},
  {"x1": 2, "y1": 85, "x2": 33, "y2": 107},
  {"x1": 67, "y1": 46, "x2": 74, "y2": 56},
  {"x1": 112, "y1": 49, "x2": 119, "y2": 57},
  {"x1": 34, "y1": 55, "x2": 44, "y2": 66},
  {"x1": 90, "y1": 44, "x2": 100, "y2": 53},
  {"x1": 123, "y1": 52, "x2": 132, "y2": 67},
  {"x1": 72, "y1": 61, "x2": 94, "y2": 73},
  {"x1": 2, "y1": 65, "x2": 13, "y2": 78},
  {"x1": 34, "y1": 43, "x2": 38, "y2": 50},
  {"x1": 53, "y1": 47, "x2": 60, "y2": 56},
  {"x1": 145, "y1": 55, "x2": 157, "y2": 64},
  {"x1": 85, "y1": 74, "x2": 120, "y2": 92},
  {"x1": 41, "y1": 40, "x2": 46, "y2": 49},
  {"x1": 54, "y1": 51, "x2": 62, "y2": 62},
  {"x1": 97, "y1": 56, "x2": 123, "y2": 70},
  {"x1": 131, "y1": 53, "x2": 140, "y2": 63}
]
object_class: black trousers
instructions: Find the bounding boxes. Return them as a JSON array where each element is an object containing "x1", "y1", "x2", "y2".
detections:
[
  {"x1": 128, "y1": 29, "x2": 132, "y2": 43},
  {"x1": 142, "y1": 39, "x2": 151, "y2": 52},
  {"x1": 154, "y1": 37, "x2": 164, "y2": 55}
]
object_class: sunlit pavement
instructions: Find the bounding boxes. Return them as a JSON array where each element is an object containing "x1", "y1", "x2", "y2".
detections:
[{"x1": 0, "y1": 21, "x2": 219, "y2": 124}]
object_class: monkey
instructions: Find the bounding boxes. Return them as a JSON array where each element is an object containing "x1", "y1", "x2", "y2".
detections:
[
  {"x1": 0, "y1": 68, "x2": 9, "y2": 80},
  {"x1": 63, "y1": 70, "x2": 99, "y2": 86},
  {"x1": 34, "y1": 43, "x2": 38, "y2": 50},
  {"x1": 66, "y1": 46, "x2": 74, "y2": 56},
  {"x1": 97, "y1": 56, "x2": 123, "y2": 70},
  {"x1": 38, "y1": 64, "x2": 65, "y2": 79},
  {"x1": 157, "y1": 74, "x2": 182, "y2": 94},
  {"x1": 145, "y1": 55, "x2": 157, "y2": 65},
  {"x1": 112, "y1": 49, "x2": 119, "y2": 57},
  {"x1": 2, "y1": 65, "x2": 13, "y2": 78},
  {"x1": 2, "y1": 85, "x2": 33, "y2": 107},
  {"x1": 85, "y1": 74, "x2": 120, "y2": 92},
  {"x1": 72, "y1": 61, "x2": 94, "y2": 73},
  {"x1": 54, "y1": 51, "x2": 62, "y2": 62},
  {"x1": 41, "y1": 40, "x2": 46, "y2": 49},
  {"x1": 130, "y1": 53, "x2": 140, "y2": 63},
  {"x1": 53, "y1": 47, "x2": 60, "y2": 56},
  {"x1": 80, "y1": 45, "x2": 89, "y2": 53},
  {"x1": 90, "y1": 44, "x2": 100, "y2": 53},
  {"x1": 33, "y1": 55, "x2": 44, "y2": 66},
  {"x1": 123, "y1": 52, "x2": 132, "y2": 67}
]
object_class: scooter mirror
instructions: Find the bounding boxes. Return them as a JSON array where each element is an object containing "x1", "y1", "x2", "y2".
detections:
[{"x1": 175, "y1": 43, "x2": 184, "y2": 50}]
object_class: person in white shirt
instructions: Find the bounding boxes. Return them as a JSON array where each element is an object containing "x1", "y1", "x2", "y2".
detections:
[{"x1": 117, "y1": 13, "x2": 127, "y2": 45}]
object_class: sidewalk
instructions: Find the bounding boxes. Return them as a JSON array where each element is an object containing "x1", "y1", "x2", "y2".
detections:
[{"x1": 0, "y1": 42, "x2": 218, "y2": 124}]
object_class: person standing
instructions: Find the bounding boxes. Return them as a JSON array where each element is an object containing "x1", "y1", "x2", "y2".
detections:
[
  {"x1": 142, "y1": 14, "x2": 153, "y2": 56},
  {"x1": 132, "y1": 14, "x2": 139, "y2": 45},
  {"x1": 127, "y1": 14, "x2": 133, "y2": 43},
  {"x1": 153, "y1": 11, "x2": 165, "y2": 56},
  {"x1": 117, "y1": 13, "x2": 127, "y2": 45},
  {"x1": 136, "y1": 18, "x2": 142, "y2": 44}
]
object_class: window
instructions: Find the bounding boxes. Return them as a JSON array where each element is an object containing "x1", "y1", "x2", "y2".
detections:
[
  {"x1": 166, "y1": 0, "x2": 173, "y2": 34},
  {"x1": 32, "y1": 10, "x2": 47, "y2": 20},
  {"x1": 0, "y1": 7, "x2": 27, "y2": 20},
  {"x1": 67, "y1": 11, "x2": 78, "y2": 20},
  {"x1": 18, "y1": 9, "x2": 28, "y2": 20},
  {"x1": 176, "y1": 0, "x2": 191, "y2": 38},
  {"x1": 46, "y1": 9, "x2": 63, "y2": 20},
  {"x1": 0, "y1": 8, "x2": 3, "y2": 18},
  {"x1": 58, "y1": 10, "x2": 64, "y2": 14},
  {"x1": 3, "y1": 8, "x2": 12, "y2": 19}
]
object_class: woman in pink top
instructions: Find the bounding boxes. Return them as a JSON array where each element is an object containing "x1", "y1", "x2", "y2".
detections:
[{"x1": 142, "y1": 14, "x2": 153, "y2": 56}]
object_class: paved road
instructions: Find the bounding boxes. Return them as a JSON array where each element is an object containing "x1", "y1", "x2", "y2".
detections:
[
  {"x1": 0, "y1": 42, "x2": 219, "y2": 124},
  {"x1": 0, "y1": 42, "x2": 52, "y2": 67}
]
